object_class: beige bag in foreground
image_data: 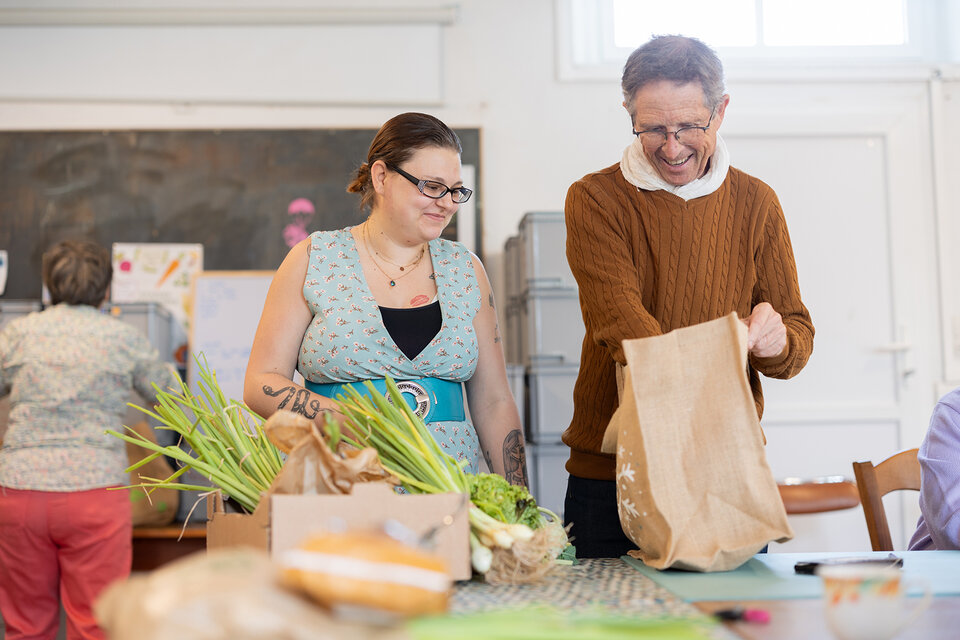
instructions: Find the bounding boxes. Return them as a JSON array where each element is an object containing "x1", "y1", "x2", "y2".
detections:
[{"x1": 601, "y1": 313, "x2": 793, "y2": 572}]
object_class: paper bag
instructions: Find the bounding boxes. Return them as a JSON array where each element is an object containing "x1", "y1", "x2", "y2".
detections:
[
  {"x1": 95, "y1": 548, "x2": 401, "y2": 640},
  {"x1": 602, "y1": 313, "x2": 792, "y2": 572},
  {"x1": 264, "y1": 410, "x2": 396, "y2": 496}
]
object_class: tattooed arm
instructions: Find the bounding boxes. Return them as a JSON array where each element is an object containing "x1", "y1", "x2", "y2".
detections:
[
  {"x1": 244, "y1": 238, "x2": 343, "y2": 426},
  {"x1": 465, "y1": 254, "x2": 529, "y2": 487},
  {"x1": 485, "y1": 428, "x2": 529, "y2": 487}
]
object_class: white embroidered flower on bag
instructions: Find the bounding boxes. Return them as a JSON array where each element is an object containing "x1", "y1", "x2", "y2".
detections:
[
  {"x1": 621, "y1": 497, "x2": 640, "y2": 519},
  {"x1": 617, "y1": 462, "x2": 636, "y2": 484}
]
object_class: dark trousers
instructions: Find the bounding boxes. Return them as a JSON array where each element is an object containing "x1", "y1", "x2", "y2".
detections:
[
  {"x1": 563, "y1": 474, "x2": 768, "y2": 559},
  {"x1": 563, "y1": 475, "x2": 634, "y2": 559}
]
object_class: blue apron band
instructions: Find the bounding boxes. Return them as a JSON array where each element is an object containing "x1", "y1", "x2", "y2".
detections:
[{"x1": 304, "y1": 377, "x2": 465, "y2": 424}]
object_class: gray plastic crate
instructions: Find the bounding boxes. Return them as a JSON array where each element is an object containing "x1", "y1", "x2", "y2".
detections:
[
  {"x1": 520, "y1": 287, "x2": 584, "y2": 366},
  {"x1": 0, "y1": 299, "x2": 42, "y2": 329},
  {"x1": 504, "y1": 300, "x2": 523, "y2": 366},
  {"x1": 104, "y1": 302, "x2": 176, "y2": 364},
  {"x1": 505, "y1": 363, "x2": 525, "y2": 434},
  {"x1": 503, "y1": 234, "x2": 523, "y2": 304},
  {"x1": 518, "y1": 211, "x2": 576, "y2": 291},
  {"x1": 526, "y1": 363, "x2": 578, "y2": 443},
  {"x1": 527, "y1": 442, "x2": 569, "y2": 518}
]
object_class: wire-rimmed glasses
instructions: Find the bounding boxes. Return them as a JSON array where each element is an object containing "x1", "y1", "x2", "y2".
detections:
[{"x1": 633, "y1": 111, "x2": 716, "y2": 147}]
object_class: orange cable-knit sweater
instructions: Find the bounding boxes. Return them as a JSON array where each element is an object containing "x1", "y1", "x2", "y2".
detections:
[{"x1": 563, "y1": 163, "x2": 814, "y2": 481}]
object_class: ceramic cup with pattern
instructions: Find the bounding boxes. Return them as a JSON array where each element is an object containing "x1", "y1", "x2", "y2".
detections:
[{"x1": 818, "y1": 563, "x2": 931, "y2": 640}]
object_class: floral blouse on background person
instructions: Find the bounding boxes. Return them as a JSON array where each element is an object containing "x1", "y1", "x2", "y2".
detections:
[{"x1": 0, "y1": 303, "x2": 180, "y2": 490}]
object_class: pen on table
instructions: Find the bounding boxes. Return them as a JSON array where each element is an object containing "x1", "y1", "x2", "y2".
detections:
[{"x1": 714, "y1": 606, "x2": 770, "y2": 624}]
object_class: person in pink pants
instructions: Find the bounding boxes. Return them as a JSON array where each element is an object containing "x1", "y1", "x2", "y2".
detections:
[{"x1": 0, "y1": 239, "x2": 179, "y2": 639}]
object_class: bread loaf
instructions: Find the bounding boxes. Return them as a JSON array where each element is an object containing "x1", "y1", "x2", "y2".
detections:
[{"x1": 280, "y1": 531, "x2": 451, "y2": 616}]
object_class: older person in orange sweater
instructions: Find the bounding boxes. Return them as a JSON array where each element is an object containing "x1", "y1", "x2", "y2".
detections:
[{"x1": 563, "y1": 35, "x2": 814, "y2": 558}]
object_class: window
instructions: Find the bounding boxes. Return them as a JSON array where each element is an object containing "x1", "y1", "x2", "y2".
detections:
[
  {"x1": 613, "y1": 0, "x2": 909, "y2": 49},
  {"x1": 557, "y1": 0, "x2": 943, "y2": 81}
]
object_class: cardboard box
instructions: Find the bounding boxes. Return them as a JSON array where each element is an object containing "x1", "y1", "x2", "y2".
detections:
[{"x1": 207, "y1": 482, "x2": 472, "y2": 580}]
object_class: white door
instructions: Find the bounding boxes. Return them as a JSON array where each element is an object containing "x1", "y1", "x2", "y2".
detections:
[{"x1": 723, "y1": 76, "x2": 942, "y2": 551}]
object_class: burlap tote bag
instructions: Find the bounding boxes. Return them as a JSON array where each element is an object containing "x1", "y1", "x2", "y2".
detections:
[{"x1": 601, "y1": 312, "x2": 792, "y2": 572}]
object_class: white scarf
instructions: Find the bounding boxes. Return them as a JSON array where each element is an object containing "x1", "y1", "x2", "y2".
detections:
[{"x1": 619, "y1": 133, "x2": 730, "y2": 201}]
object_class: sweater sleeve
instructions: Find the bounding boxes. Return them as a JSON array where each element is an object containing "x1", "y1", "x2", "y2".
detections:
[
  {"x1": 748, "y1": 189, "x2": 814, "y2": 379},
  {"x1": 565, "y1": 175, "x2": 663, "y2": 365}
]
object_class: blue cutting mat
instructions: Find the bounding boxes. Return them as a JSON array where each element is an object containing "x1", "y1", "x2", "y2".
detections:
[{"x1": 622, "y1": 551, "x2": 960, "y2": 601}]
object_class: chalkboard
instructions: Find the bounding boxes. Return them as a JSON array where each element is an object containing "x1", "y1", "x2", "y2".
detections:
[
  {"x1": 188, "y1": 271, "x2": 274, "y2": 405},
  {"x1": 0, "y1": 128, "x2": 481, "y2": 300}
]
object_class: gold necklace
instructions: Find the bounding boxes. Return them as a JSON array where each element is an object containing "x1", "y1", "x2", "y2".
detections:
[
  {"x1": 363, "y1": 224, "x2": 426, "y2": 287},
  {"x1": 373, "y1": 243, "x2": 423, "y2": 271}
]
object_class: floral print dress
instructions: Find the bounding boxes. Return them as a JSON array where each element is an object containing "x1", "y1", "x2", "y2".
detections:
[{"x1": 298, "y1": 228, "x2": 483, "y2": 471}]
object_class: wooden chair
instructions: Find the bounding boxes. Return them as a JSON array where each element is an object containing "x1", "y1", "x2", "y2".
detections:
[
  {"x1": 777, "y1": 478, "x2": 860, "y2": 515},
  {"x1": 852, "y1": 449, "x2": 921, "y2": 551}
]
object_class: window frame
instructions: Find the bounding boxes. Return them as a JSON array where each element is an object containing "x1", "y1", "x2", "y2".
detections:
[{"x1": 555, "y1": 0, "x2": 942, "y2": 82}]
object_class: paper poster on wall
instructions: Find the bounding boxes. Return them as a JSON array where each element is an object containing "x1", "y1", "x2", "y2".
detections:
[
  {"x1": 111, "y1": 243, "x2": 203, "y2": 361},
  {"x1": 189, "y1": 271, "x2": 276, "y2": 404}
]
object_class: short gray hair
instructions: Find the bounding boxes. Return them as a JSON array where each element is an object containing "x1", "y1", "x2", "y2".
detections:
[
  {"x1": 621, "y1": 35, "x2": 726, "y2": 117},
  {"x1": 42, "y1": 239, "x2": 112, "y2": 306}
]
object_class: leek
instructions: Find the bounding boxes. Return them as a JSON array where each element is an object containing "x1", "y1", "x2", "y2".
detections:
[{"x1": 107, "y1": 355, "x2": 283, "y2": 514}]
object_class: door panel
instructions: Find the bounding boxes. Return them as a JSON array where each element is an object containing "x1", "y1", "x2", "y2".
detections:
[
  {"x1": 721, "y1": 81, "x2": 939, "y2": 551},
  {"x1": 732, "y1": 134, "x2": 897, "y2": 409}
]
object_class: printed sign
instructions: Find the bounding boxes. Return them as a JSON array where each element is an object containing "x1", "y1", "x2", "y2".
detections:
[{"x1": 111, "y1": 243, "x2": 203, "y2": 349}]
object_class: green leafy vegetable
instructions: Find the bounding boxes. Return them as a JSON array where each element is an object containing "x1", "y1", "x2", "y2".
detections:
[{"x1": 468, "y1": 472, "x2": 541, "y2": 529}]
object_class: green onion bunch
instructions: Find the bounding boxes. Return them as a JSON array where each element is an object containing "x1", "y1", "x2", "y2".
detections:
[
  {"x1": 331, "y1": 378, "x2": 557, "y2": 575},
  {"x1": 107, "y1": 356, "x2": 283, "y2": 514}
]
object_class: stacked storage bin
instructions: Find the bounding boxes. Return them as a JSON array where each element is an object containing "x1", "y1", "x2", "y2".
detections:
[
  {"x1": 104, "y1": 302, "x2": 178, "y2": 365},
  {"x1": 502, "y1": 234, "x2": 524, "y2": 368},
  {"x1": 509, "y1": 212, "x2": 584, "y2": 518}
]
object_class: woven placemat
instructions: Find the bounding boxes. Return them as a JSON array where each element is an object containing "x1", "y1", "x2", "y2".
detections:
[{"x1": 452, "y1": 558, "x2": 702, "y2": 618}]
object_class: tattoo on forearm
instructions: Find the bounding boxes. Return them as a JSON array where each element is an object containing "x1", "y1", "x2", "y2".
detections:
[
  {"x1": 488, "y1": 293, "x2": 494, "y2": 308},
  {"x1": 262, "y1": 384, "x2": 323, "y2": 419},
  {"x1": 494, "y1": 322, "x2": 501, "y2": 344},
  {"x1": 502, "y1": 429, "x2": 528, "y2": 487}
]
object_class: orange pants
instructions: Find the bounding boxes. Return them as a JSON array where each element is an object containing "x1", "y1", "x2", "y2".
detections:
[{"x1": 0, "y1": 486, "x2": 131, "y2": 640}]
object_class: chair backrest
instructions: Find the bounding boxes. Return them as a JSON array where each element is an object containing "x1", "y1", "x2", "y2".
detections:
[
  {"x1": 777, "y1": 479, "x2": 860, "y2": 515},
  {"x1": 852, "y1": 448, "x2": 921, "y2": 551}
]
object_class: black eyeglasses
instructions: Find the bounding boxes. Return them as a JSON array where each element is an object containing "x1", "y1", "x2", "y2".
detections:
[
  {"x1": 386, "y1": 163, "x2": 473, "y2": 204},
  {"x1": 633, "y1": 111, "x2": 716, "y2": 147}
]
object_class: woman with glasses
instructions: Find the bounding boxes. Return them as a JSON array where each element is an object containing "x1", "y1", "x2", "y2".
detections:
[
  {"x1": 245, "y1": 112, "x2": 527, "y2": 487},
  {"x1": 562, "y1": 35, "x2": 814, "y2": 558}
]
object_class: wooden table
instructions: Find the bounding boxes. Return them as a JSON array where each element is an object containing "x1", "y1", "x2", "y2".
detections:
[{"x1": 131, "y1": 524, "x2": 206, "y2": 572}]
